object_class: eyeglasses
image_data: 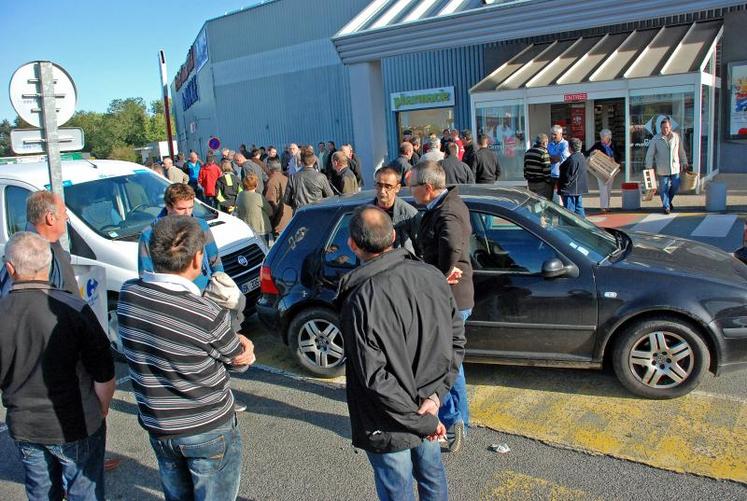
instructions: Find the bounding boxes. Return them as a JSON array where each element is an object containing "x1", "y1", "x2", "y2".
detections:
[{"x1": 375, "y1": 182, "x2": 399, "y2": 191}]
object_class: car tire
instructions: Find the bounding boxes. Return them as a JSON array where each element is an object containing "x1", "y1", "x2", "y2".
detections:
[
  {"x1": 287, "y1": 307, "x2": 345, "y2": 378},
  {"x1": 612, "y1": 317, "x2": 710, "y2": 399},
  {"x1": 107, "y1": 297, "x2": 126, "y2": 361}
]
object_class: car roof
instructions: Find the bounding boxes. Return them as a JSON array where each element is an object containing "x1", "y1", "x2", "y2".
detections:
[
  {"x1": 0, "y1": 159, "x2": 151, "y2": 189},
  {"x1": 304, "y1": 185, "x2": 532, "y2": 212}
]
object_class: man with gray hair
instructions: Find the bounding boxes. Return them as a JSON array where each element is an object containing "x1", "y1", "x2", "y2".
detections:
[
  {"x1": 523, "y1": 133, "x2": 553, "y2": 199},
  {"x1": 548, "y1": 125, "x2": 570, "y2": 200},
  {"x1": 163, "y1": 157, "x2": 189, "y2": 184},
  {"x1": 0, "y1": 191, "x2": 78, "y2": 297},
  {"x1": 420, "y1": 137, "x2": 445, "y2": 163},
  {"x1": 409, "y1": 160, "x2": 472, "y2": 453},
  {"x1": 0, "y1": 231, "x2": 115, "y2": 500}
]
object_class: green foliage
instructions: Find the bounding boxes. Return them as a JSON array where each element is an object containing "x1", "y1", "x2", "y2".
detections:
[
  {"x1": 0, "y1": 119, "x2": 12, "y2": 156},
  {"x1": 107, "y1": 144, "x2": 138, "y2": 162}
]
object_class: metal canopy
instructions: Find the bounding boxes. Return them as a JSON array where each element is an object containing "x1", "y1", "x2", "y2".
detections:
[{"x1": 471, "y1": 21, "x2": 722, "y2": 93}]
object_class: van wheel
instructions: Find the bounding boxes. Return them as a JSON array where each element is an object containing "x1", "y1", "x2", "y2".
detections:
[
  {"x1": 612, "y1": 318, "x2": 709, "y2": 399},
  {"x1": 107, "y1": 298, "x2": 125, "y2": 361},
  {"x1": 287, "y1": 307, "x2": 345, "y2": 378}
]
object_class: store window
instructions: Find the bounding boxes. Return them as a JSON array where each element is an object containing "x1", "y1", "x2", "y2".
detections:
[
  {"x1": 397, "y1": 108, "x2": 454, "y2": 143},
  {"x1": 629, "y1": 92, "x2": 694, "y2": 178},
  {"x1": 475, "y1": 103, "x2": 526, "y2": 182}
]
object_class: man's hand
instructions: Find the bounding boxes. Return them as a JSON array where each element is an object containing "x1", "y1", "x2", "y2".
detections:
[
  {"x1": 426, "y1": 422, "x2": 447, "y2": 442},
  {"x1": 232, "y1": 335, "x2": 256, "y2": 366},
  {"x1": 417, "y1": 395, "x2": 440, "y2": 417},
  {"x1": 446, "y1": 266, "x2": 463, "y2": 285}
]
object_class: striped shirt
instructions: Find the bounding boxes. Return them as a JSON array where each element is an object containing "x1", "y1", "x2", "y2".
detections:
[
  {"x1": 523, "y1": 146, "x2": 552, "y2": 182},
  {"x1": 117, "y1": 274, "x2": 242, "y2": 438}
]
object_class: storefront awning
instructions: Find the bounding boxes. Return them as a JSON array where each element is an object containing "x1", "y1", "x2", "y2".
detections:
[{"x1": 471, "y1": 21, "x2": 722, "y2": 92}]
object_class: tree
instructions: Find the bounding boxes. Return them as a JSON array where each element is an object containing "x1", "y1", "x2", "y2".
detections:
[
  {"x1": 108, "y1": 144, "x2": 138, "y2": 162},
  {"x1": 146, "y1": 99, "x2": 176, "y2": 144},
  {"x1": 106, "y1": 98, "x2": 149, "y2": 147},
  {"x1": 0, "y1": 120, "x2": 12, "y2": 157}
]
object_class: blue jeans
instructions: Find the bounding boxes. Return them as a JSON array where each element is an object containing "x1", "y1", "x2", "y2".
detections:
[
  {"x1": 366, "y1": 439, "x2": 447, "y2": 501},
  {"x1": 562, "y1": 195, "x2": 585, "y2": 217},
  {"x1": 14, "y1": 422, "x2": 106, "y2": 501},
  {"x1": 149, "y1": 415, "x2": 242, "y2": 501},
  {"x1": 658, "y1": 174, "x2": 681, "y2": 210},
  {"x1": 439, "y1": 309, "x2": 471, "y2": 432}
]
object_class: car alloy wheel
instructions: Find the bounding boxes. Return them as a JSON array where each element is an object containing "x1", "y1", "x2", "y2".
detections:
[
  {"x1": 628, "y1": 331, "x2": 694, "y2": 389},
  {"x1": 298, "y1": 319, "x2": 345, "y2": 370}
]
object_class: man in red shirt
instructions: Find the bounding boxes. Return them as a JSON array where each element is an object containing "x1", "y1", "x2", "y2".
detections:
[
  {"x1": 450, "y1": 129, "x2": 465, "y2": 161},
  {"x1": 198, "y1": 153, "x2": 222, "y2": 208}
]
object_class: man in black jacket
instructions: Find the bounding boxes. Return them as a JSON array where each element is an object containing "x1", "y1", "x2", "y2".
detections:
[
  {"x1": 283, "y1": 148, "x2": 335, "y2": 211},
  {"x1": 338, "y1": 206, "x2": 464, "y2": 501},
  {"x1": 473, "y1": 134, "x2": 501, "y2": 183},
  {"x1": 388, "y1": 142, "x2": 414, "y2": 182},
  {"x1": 558, "y1": 138, "x2": 589, "y2": 217},
  {"x1": 410, "y1": 161, "x2": 473, "y2": 454},
  {"x1": 461, "y1": 129, "x2": 476, "y2": 172},
  {"x1": 440, "y1": 142, "x2": 474, "y2": 185}
]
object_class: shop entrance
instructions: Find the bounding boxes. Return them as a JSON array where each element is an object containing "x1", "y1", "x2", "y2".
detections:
[{"x1": 396, "y1": 107, "x2": 454, "y2": 142}]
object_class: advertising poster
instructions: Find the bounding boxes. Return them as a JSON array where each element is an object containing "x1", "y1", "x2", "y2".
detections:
[{"x1": 729, "y1": 62, "x2": 747, "y2": 139}]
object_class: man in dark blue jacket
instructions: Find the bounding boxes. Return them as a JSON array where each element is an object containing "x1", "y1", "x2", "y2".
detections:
[
  {"x1": 558, "y1": 138, "x2": 589, "y2": 217},
  {"x1": 338, "y1": 206, "x2": 464, "y2": 501}
]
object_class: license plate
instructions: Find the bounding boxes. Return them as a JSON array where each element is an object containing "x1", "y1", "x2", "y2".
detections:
[{"x1": 241, "y1": 276, "x2": 260, "y2": 294}]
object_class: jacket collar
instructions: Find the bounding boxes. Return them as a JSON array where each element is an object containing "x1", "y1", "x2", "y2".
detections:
[
  {"x1": 10, "y1": 280, "x2": 54, "y2": 292},
  {"x1": 426, "y1": 185, "x2": 458, "y2": 211}
]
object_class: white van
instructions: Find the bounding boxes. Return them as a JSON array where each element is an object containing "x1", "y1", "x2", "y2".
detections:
[{"x1": 0, "y1": 158, "x2": 267, "y2": 353}]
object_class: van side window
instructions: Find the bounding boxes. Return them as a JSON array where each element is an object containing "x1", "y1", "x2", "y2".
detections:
[{"x1": 5, "y1": 186, "x2": 31, "y2": 236}]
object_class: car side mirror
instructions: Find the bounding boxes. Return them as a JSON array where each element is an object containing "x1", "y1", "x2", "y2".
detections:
[{"x1": 541, "y1": 258, "x2": 577, "y2": 279}]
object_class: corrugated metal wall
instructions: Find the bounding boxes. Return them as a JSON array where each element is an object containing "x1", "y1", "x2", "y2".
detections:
[
  {"x1": 382, "y1": 45, "x2": 485, "y2": 160},
  {"x1": 173, "y1": 0, "x2": 369, "y2": 157}
]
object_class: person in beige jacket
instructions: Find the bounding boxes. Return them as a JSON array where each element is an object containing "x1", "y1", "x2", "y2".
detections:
[
  {"x1": 163, "y1": 157, "x2": 189, "y2": 184},
  {"x1": 234, "y1": 173, "x2": 273, "y2": 246},
  {"x1": 645, "y1": 117, "x2": 688, "y2": 214}
]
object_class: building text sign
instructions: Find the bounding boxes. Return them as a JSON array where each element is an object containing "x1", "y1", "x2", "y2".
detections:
[
  {"x1": 564, "y1": 92, "x2": 587, "y2": 103},
  {"x1": 391, "y1": 87, "x2": 455, "y2": 112}
]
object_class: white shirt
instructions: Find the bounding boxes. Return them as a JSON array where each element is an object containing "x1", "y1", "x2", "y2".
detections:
[{"x1": 141, "y1": 271, "x2": 201, "y2": 297}]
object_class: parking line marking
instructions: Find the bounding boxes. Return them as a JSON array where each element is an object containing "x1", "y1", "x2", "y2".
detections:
[
  {"x1": 481, "y1": 471, "x2": 601, "y2": 500},
  {"x1": 692, "y1": 390, "x2": 747, "y2": 404},
  {"x1": 690, "y1": 214, "x2": 738, "y2": 238},
  {"x1": 469, "y1": 381, "x2": 747, "y2": 482},
  {"x1": 631, "y1": 213, "x2": 677, "y2": 234}
]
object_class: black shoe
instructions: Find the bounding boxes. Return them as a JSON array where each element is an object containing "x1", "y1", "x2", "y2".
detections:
[
  {"x1": 449, "y1": 421, "x2": 465, "y2": 453},
  {"x1": 664, "y1": 207, "x2": 671, "y2": 214},
  {"x1": 235, "y1": 402, "x2": 247, "y2": 412}
]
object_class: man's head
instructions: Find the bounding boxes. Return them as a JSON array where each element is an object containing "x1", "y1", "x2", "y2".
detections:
[
  {"x1": 332, "y1": 151, "x2": 348, "y2": 172},
  {"x1": 250, "y1": 148, "x2": 261, "y2": 159},
  {"x1": 234, "y1": 152, "x2": 247, "y2": 164},
  {"x1": 149, "y1": 216, "x2": 205, "y2": 279},
  {"x1": 599, "y1": 129, "x2": 612, "y2": 144},
  {"x1": 3, "y1": 231, "x2": 52, "y2": 281},
  {"x1": 411, "y1": 137, "x2": 421, "y2": 151},
  {"x1": 27, "y1": 191, "x2": 67, "y2": 243},
  {"x1": 300, "y1": 147, "x2": 316, "y2": 167},
  {"x1": 318, "y1": 142, "x2": 325, "y2": 152},
  {"x1": 450, "y1": 129, "x2": 460, "y2": 140},
  {"x1": 289, "y1": 143, "x2": 299, "y2": 156},
  {"x1": 445, "y1": 142, "x2": 459, "y2": 158},
  {"x1": 374, "y1": 166, "x2": 402, "y2": 209},
  {"x1": 326, "y1": 141, "x2": 336, "y2": 152},
  {"x1": 341, "y1": 144, "x2": 353, "y2": 159},
  {"x1": 462, "y1": 129, "x2": 473, "y2": 143},
  {"x1": 477, "y1": 134, "x2": 489, "y2": 147},
  {"x1": 550, "y1": 125, "x2": 564, "y2": 142},
  {"x1": 164, "y1": 183, "x2": 196, "y2": 216},
  {"x1": 163, "y1": 157, "x2": 174, "y2": 169},
  {"x1": 534, "y1": 133, "x2": 549, "y2": 148},
  {"x1": 399, "y1": 142, "x2": 414, "y2": 159},
  {"x1": 429, "y1": 137, "x2": 441, "y2": 151},
  {"x1": 243, "y1": 173, "x2": 259, "y2": 192},
  {"x1": 267, "y1": 146, "x2": 277, "y2": 158},
  {"x1": 660, "y1": 118, "x2": 672, "y2": 136},
  {"x1": 409, "y1": 160, "x2": 446, "y2": 205},
  {"x1": 569, "y1": 137, "x2": 583, "y2": 153},
  {"x1": 189, "y1": 151, "x2": 198, "y2": 163},
  {"x1": 221, "y1": 160, "x2": 234, "y2": 173},
  {"x1": 177, "y1": 153, "x2": 184, "y2": 161},
  {"x1": 267, "y1": 159, "x2": 282, "y2": 173},
  {"x1": 221, "y1": 148, "x2": 230, "y2": 158},
  {"x1": 402, "y1": 129, "x2": 413, "y2": 141},
  {"x1": 347, "y1": 206, "x2": 395, "y2": 261}
]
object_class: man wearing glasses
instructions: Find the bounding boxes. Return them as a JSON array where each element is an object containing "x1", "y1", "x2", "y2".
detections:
[{"x1": 372, "y1": 166, "x2": 420, "y2": 254}]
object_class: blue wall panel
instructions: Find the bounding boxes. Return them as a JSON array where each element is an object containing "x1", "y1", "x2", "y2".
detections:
[{"x1": 382, "y1": 45, "x2": 485, "y2": 161}]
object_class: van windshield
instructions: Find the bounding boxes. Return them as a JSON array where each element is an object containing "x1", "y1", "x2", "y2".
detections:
[{"x1": 64, "y1": 172, "x2": 216, "y2": 241}]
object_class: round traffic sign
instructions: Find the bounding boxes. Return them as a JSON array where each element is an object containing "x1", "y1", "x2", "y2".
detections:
[
  {"x1": 9, "y1": 61, "x2": 77, "y2": 128},
  {"x1": 208, "y1": 136, "x2": 221, "y2": 150}
]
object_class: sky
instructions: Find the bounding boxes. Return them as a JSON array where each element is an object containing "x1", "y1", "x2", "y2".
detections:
[{"x1": 0, "y1": 0, "x2": 263, "y2": 122}]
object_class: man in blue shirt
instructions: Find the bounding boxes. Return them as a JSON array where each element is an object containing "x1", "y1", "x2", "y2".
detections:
[
  {"x1": 185, "y1": 151, "x2": 202, "y2": 191},
  {"x1": 547, "y1": 125, "x2": 570, "y2": 202},
  {"x1": 138, "y1": 183, "x2": 222, "y2": 292}
]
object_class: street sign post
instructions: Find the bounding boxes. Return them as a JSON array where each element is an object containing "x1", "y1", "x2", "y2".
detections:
[
  {"x1": 9, "y1": 61, "x2": 78, "y2": 250},
  {"x1": 10, "y1": 128, "x2": 84, "y2": 155}
]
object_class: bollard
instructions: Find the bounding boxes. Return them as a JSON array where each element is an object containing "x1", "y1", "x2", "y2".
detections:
[
  {"x1": 705, "y1": 182, "x2": 727, "y2": 212},
  {"x1": 621, "y1": 182, "x2": 641, "y2": 210}
]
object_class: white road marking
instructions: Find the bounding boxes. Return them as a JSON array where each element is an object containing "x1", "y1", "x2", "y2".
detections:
[
  {"x1": 690, "y1": 214, "x2": 738, "y2": 238},
  {"x1": 691, "y1": 390, "x2": 747, "y2": 404},
  {"x1": 632, "y1": 213, "x2": 677, "y2": 234}
]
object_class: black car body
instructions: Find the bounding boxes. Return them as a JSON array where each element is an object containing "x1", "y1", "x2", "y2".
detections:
[{"x1": 257, "y1": 186, "x2": 747, "y2": 398}]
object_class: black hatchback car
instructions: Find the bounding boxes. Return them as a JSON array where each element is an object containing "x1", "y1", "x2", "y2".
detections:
[{"x1": 257, "y1": 186, "x2": 747, "y2": 399}]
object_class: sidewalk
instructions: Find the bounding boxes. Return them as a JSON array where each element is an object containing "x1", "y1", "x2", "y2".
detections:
[{"x1": 582, "y1": 173, "x2": 747, "y2": 214}]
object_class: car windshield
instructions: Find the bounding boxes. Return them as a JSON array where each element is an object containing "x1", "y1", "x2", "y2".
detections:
[
  {"x1": 64, "y1": 171, "x2": 216, "y2": 241},
  {"x1": 513, "y1": 196, "x2": 618, "y2": 262}
]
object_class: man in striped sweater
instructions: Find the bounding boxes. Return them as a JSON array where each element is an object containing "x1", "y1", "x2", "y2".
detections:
[
  {"x1": 118, "y1": 215, "x2": 255, "y2": 501},
  {"x1": 523, "y1": 133, "x2": 553, "y2": 200}
]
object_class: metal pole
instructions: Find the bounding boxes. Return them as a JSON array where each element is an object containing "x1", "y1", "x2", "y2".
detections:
[
  {"x1": 159, "y1": 50, "x2": 175, "y2": 160},
  {"x1": 38, "y1": 61, "x2": 68, "y2": 250}
]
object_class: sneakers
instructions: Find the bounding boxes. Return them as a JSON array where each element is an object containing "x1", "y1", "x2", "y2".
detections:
[
  {"x1": 449, "y1": 421, "x2": 465, "y2": 454},
  {"x1": 234, "y1": 402, "x2": 247, "y2": 412}
]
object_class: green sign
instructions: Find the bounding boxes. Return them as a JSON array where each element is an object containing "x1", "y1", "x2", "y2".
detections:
[{"x1": 391, "y1": 87, "x2": 455, "y2": 112}]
